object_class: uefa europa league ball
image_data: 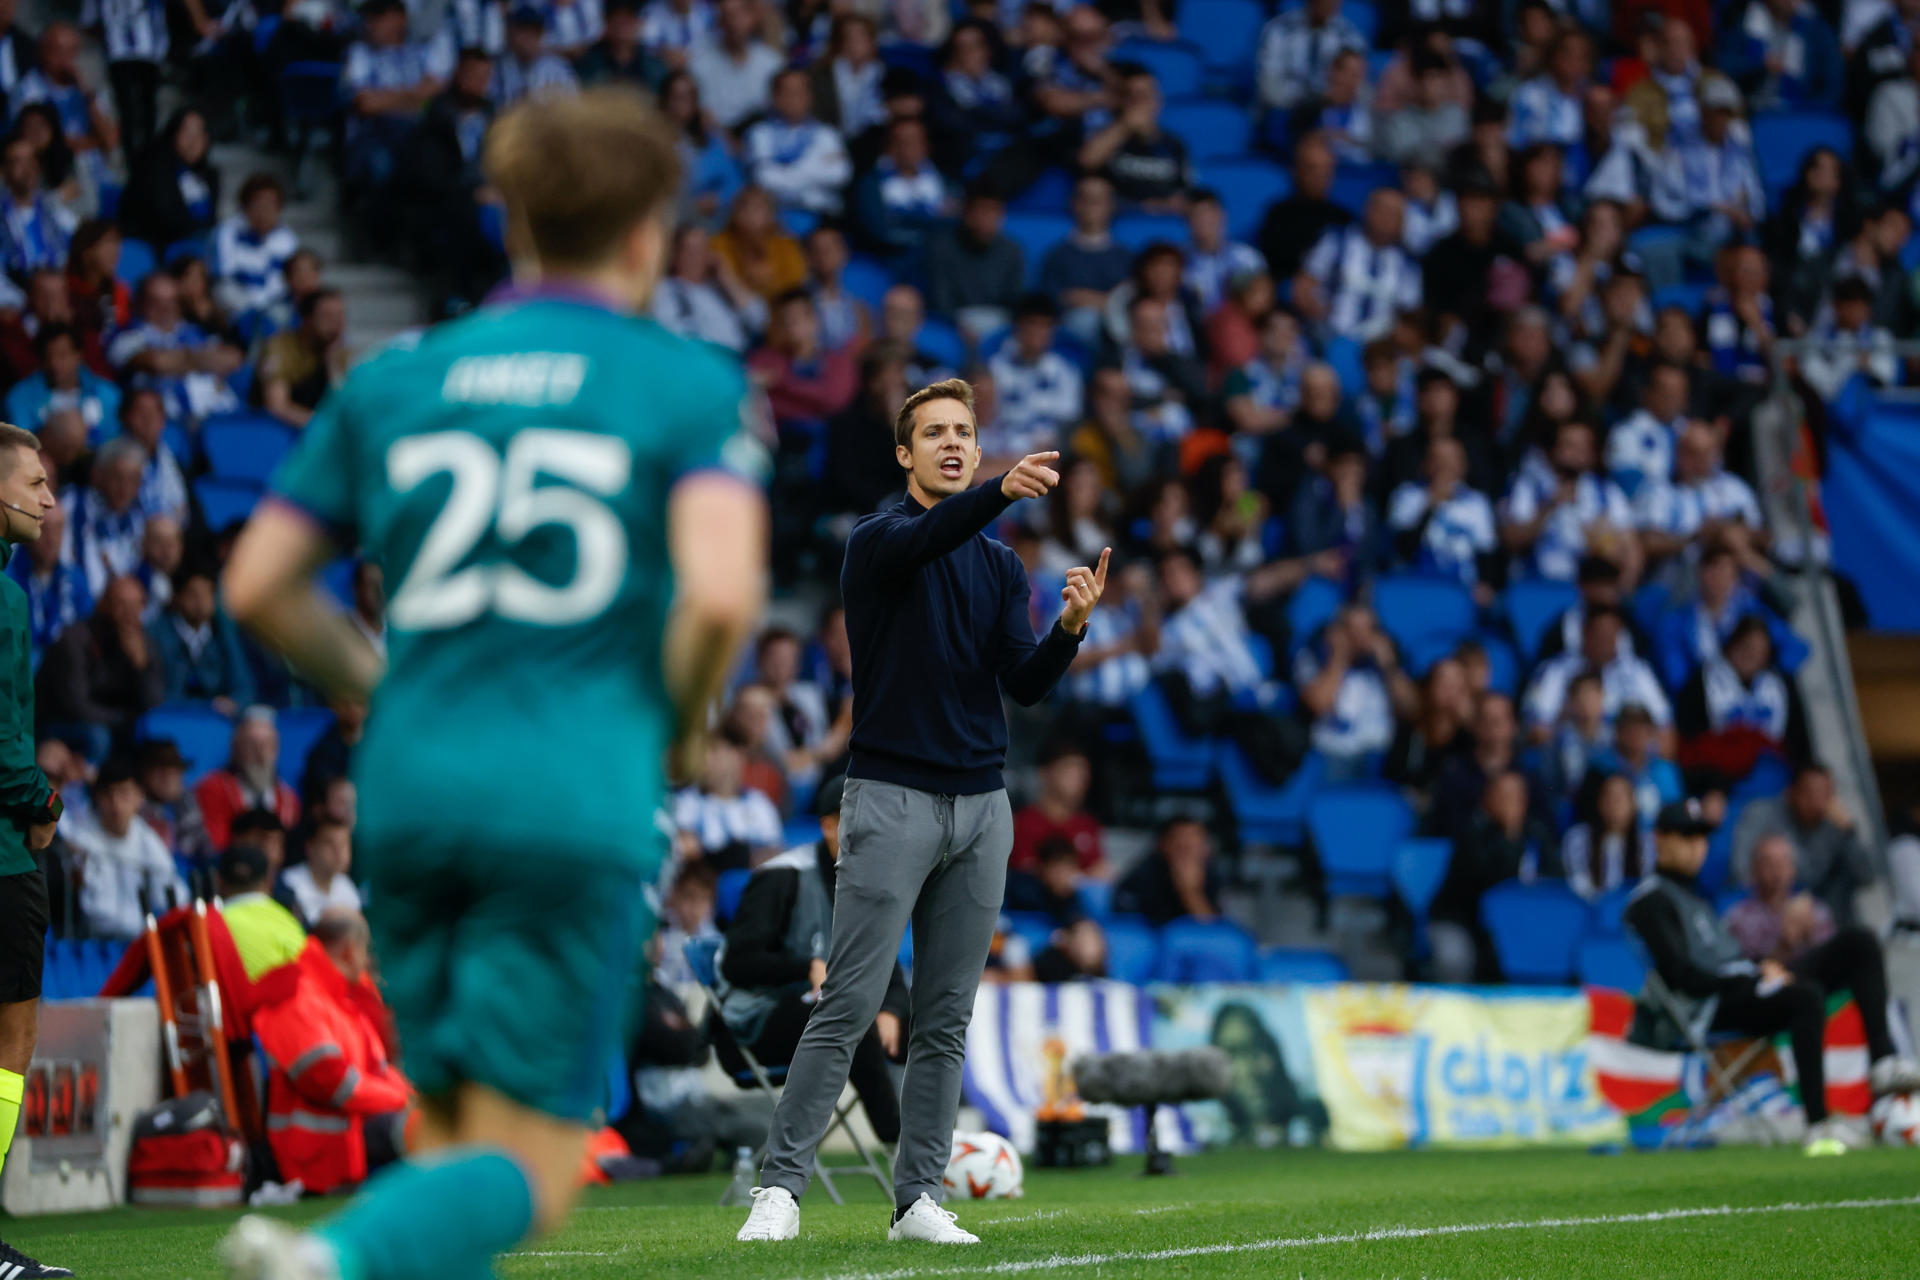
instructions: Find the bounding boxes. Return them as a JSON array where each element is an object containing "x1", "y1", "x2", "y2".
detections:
[
  {"x1": 1870, "y1": 1092, "x2": 1920, "y2": 1147},
  {"x1": 943, "y1": 1131, "x2": 1024, "y2": 1199}
]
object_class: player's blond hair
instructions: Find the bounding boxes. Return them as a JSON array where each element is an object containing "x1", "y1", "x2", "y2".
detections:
[
  {"x1": 483, "y1": 88, "x2": 682, "y2": 271},
  {"x1": 892, "y1": 378, "x2": 976, "y2": 452}
]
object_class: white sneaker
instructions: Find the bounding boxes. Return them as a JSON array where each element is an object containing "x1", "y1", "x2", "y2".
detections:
[
  {"x1": 1804, "y1": 1117, "x2": 1861, "y2": 1157},
  {"x1": 221, "y1": 1216, "x2": 342, "y2": 1280},
  {"x1": 1869, "y1": 1056, "x2": 1920, "y2": 1098},
  {"x1": 736, "y1": 1187, "x2": 800, "y2": 1242},
  {"x1": 887, "y1": 1194, "x2": 980, "y2": 1244}
]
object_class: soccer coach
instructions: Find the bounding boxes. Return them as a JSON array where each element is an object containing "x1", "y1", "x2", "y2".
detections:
[
  {"x1": 0, "y1": 424, "x2": 67, "y2": 1279},
  {"x1": 738, "y1": 379, "x2": 1105, "y2": 1245}
]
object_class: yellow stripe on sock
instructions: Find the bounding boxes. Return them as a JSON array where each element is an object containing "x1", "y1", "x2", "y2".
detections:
[{"x1": 0, "y1": 1067, "x2": 23, "y2": 1168}]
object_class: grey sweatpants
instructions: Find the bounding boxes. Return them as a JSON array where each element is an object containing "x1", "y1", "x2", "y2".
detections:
[{"x1": 759, "y1": 778, "x2": 1012, "y2": 1206}]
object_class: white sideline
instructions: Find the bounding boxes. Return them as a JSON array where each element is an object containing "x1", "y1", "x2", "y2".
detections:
[{"x1": 797, "y1": 1193, "x2": 1920, "y2": 1280}]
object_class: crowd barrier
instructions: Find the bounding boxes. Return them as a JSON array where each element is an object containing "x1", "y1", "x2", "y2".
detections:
[{"x1": 963, "y1": 981, "x2": 1880, "y2": 1154}]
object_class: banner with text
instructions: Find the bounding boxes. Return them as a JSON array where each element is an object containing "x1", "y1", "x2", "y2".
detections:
[{"x1": 1301, "y1": 985, "x2": 1625, "y2": 1151}]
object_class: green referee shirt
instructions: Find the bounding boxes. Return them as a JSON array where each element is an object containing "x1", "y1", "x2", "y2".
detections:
[{"x1": 0, "y1": 541, "x2": 52, "y2": 876}]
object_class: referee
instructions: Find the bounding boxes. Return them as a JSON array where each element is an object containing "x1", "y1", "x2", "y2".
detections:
[
  {"x1": 0, "y1": 424, "x2": 69, "y2": 1279},
  {"x1": 736, "y1": 379, "x2": 1106, "y2": 1245}
]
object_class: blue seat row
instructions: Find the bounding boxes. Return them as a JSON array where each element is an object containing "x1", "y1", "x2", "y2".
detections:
[
  {"x1": 1003, "y1": 912, "x2": 1346, "y2": 986},
  {"x1": 135, "y1": 703, "x2": 336, "y2": 788},
  {"x1": 43, "y1": 937, "x2": 124, "y2": 1001}
]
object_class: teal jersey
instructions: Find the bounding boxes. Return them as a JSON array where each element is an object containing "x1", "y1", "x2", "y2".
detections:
[{"x1": 273, "y1": 287, "x2": 767, "y2": 863}]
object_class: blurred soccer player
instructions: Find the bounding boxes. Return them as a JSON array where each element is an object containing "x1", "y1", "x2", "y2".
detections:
[{"x1": 219, "y1": 89, "x2": 768, "y2": 1279}]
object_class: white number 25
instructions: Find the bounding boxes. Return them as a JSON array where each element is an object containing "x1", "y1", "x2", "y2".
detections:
[{"x1": 385, "y1": 429, "x2": 632, "y2": 630}]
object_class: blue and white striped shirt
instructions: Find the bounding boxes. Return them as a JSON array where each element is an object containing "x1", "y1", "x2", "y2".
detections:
[
  {"x1": 638, "y1": 0, "x2": 713, "y2": 54},
  {"x1": 1502, "y1": 469, "x2": 1634, "y2": 582},
  {"x1": 1633, "y1": 471, "x2": 1763, "y2": 539},
  {"x1": 1385, "y1": 481, "x2": 1496, "y2": 585},
  {"x1": 1182, "y1": 241, "x2": 1265, "y2": 313},
  {"x1": 212, "y1": 215, "x2": 300, "y2": 317},
  {"x1": 494, "y1": 51, "x2": 579, "y2": 105},
  {"x1": 1256, "y1": 9, "x2": 1365, "y2": 110},
  {"x1": 1508, "y1": 75, "x2": 1583, "y2": 148},
  {"x1": 83, "y1": 0, "x2": 169, "y2": 63},
  {"x1": 1302, "y1": 225, "x2": 1421, "y2": 343},
  {"x1": 448, "y1": 0, "x2": 507, "y2": 55},
  {"x1": 106, "y1": 320, "x2": 240, "y2": 422},
  {"x1": 539, "y1": 0, "x2": 603, "y2": 49},
  {"x1": 986, "y1": 348, "x2": 1082, "y2": 453},
  {"x1": 0, "y1": 192, "x2": 76, "y2": 278},
  {"x1": 1065, "y1": 599, "x2": 1152, "y2": 707},
  {"x1": 1155, "y1": 578, "x2": 1266, "y2": 697},
  {"x1": 341, "y1": 39, "x2": 440, "y2": 106}
]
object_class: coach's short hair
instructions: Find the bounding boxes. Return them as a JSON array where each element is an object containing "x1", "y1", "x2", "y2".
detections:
[
  {"x1": 484, "y1": 88, "x2": 681, "y2": 271},
  {"x1": 893, "y1": 378, "x2": 975, "y2": 452},
  {"x1": 0, "y1": 422, "x2": 37, "y2": 476}
]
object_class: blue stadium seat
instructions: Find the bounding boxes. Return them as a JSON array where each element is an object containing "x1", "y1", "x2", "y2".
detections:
[
  {"x1": 1342, "y1": 0, "x2": 1377, "y2": 42},
  {"x1": 1112, "y1": 40, "x2": 1205, "y2": 98},
  {"x1": 715, "y1": 869, "x2": 751, "y2": 924},
  {"x1": 1286, "y1": 574, "x2": 1344, "y2": 658},
  {"x1": 1199, "y1": 159, "x2": 1289, "y2": 241},
  {"x1": 1306, "y1": 784, "x2": 1413, "y2": 898},
  {"x1": 1372, "y1": 575, "x2": 1476, "y2": 674},
  {"x1": 1479, "y1": 880, "x2": 1591, "y2": 984},
  {"x1": 1008, "y1": 167, "x2": 1073, "y2": 214},
  {"x1": 275, "y1": 706, "x2": 335, "y2": 788},
  {"x1": 1391, "y1": 837, "x2": 1451, "y2": 932},
  {"x1": 137, "y1": 704, "x2": 233, "y2": 784},
  {"x1": 1329, "y1": 163, "x2": 1396, "y2": 216},
  {"x1": 778, "y1": 207, "x2": 818, "y2": 239},
  {"x1": 202, "y1": 414, "x2": 296, "y2": 486},
  {"x1": 1576, "y1": 934, "x2": 1647, "y2": 992},
  {"x1": 683, "y1": 933, "x2": 722, "y2": 986},
  {"x1": 1102, "y1": 915, "x2": 1160, "y2": 984},
  {"x1": 781, "y1": 817, "x2": 821, "y2": 849},
  {"x1": 116, "y1": 237, "x2": 157, "y2": 288},
  {"x1": 1502, "y1": 578, "x2": 1578, "y2": 662},
  {"x1": 319, "y1": 557, "x2": 359, "y2": 609},
  {"x1": 605, "y1": 1052, "x2": 632, "y2": 1122},
  {"x1": 479, "y1": 202, "x2": 505, "y2": 250},
  {"x1": 1219, "y1": 745, "x2": 1320, "y2": 846},
  {"x1": 193, "y1": 478, "x2": 261, "y2": 534},
  {"x1": 1002, "y1": 212, "x2": 1072, "y2": 287},
  {"x1": 1077, "y1": 879, "x2": 1112, "y2": 920},
  {"x1": 1479, "y1": 634, "x2": 1519, "y2": 696},
  {"x1": 1127, "y1": 682, "x2": 1215, "y2": 792},
  {"x1": 915, "y1": 316, "x2": 967, "y2": 370},
  {"x1": 1155, "y1": 918, "x2": 1257, "y2": 983},
  {"x1": 1179, "y1": 0, "x2": 1263, "y2": 85},
  {"x1": 1004, "y1": 912, "x2": 1057, "y2": 958},
  {"x1": 1112, "y1": 213, "x2": 1191, "y2": 254},
  {"x1": 165, "y1": 236, "x2": 206, "y2": 266},
  {"x1": 1257, "y1": 946, "x2": 1347, "y2": 983},
  {"x1": 1651, "y1": 282, "x2": 1708, "y2": 319},
  {"x1": 1752, "y1": 110, "x2": 1853, "y2": 204},
  {"x1": 42, "y1": 938, "x2": 75, "y2": 1001},
  {"x1": 1161, "y1": 101, "x2": 1252, "y2": 162},
  {"x1": 1590, "y1": 884, "x2": 1637, "y2": 935},
  {"x1": 1731, "y1": 752, "x2": 1791, "y2": 803},
  {"x1": 842, "y1": 255, "x2": 892, "y2": 312}
]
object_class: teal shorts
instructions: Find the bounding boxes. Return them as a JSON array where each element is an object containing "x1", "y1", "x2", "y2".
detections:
[{"x1": 360, "y1": 835, "x2": 655, "y2": 1124}]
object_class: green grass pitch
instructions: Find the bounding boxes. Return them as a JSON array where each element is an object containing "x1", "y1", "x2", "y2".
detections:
[{"x1": 13, "y1": 1146, "x2": 1920, "y2": 1278}]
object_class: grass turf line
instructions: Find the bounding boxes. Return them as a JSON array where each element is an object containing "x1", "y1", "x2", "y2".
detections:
[{"x1": 6, "y1": 1146, "x2": 1917, "y2": 1278}]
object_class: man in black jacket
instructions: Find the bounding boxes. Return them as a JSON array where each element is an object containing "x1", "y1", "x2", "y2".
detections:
[
  {"x1": 1625, "y1": 799, "x2": 1920, "y2": 1155},
  {"x1": 716, "y1": 775, "x2": 905, "y2": 1151},
  {"x1": 737, "y1": 380, "x2": 1103, "y2": 1245},
  {"x1": 398, "y1": 47, "x2": 505, "y2": 317}
]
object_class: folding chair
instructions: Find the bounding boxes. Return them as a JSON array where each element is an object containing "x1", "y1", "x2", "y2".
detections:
[
  {"x1": 683, "y1": 937, "x2": 891, "y2": 1205},
  {"x1": 1630, "y1": 971, "x2": 1773, "y2": 1142}
]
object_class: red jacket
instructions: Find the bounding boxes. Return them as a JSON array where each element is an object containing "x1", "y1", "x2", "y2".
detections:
[
  {"x1": 195, "y1": 768, "x2": 301, "y2": 852},
  {"x1": 251, "y1": 940, "x2": 409, "y2": 1193}
]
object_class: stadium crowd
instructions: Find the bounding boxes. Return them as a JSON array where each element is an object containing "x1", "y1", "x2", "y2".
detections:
[{"x1": 5, "y1": 0, "x2": 1920, "y2": 1180}]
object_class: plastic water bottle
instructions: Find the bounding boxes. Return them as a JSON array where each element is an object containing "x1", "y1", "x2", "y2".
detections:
[{"x1": 721, "y1": 1146, "x2": 756, "y2": 1206}]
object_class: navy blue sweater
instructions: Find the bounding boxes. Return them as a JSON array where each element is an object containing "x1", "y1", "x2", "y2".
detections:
[{"x1": 842, "y1": 478, "x2": 1083, "y2": 795}]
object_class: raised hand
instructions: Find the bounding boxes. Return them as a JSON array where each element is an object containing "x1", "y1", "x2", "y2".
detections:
[
  {"x1": 1060, "y1": 547, "x2": 1111, "y2": 635},
  {"x1": 1001, "y1": 451, "x2": 1062, "y2": 501}
]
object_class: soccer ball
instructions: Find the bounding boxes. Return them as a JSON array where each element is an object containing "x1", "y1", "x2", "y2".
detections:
[
  {"x1": 943, "y1": 1131, "x2": 1024, "y2": 1199},
  {"x1": 1870, "y1": 1093, "x2": 1920, "y2": 1147}
]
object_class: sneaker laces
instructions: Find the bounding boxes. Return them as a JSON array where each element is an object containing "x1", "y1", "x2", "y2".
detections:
[
  {"x1": 746, "y1": 1188, "x2": 787, "y2": 1220},
  {"x1": 915, "y1": 1198, "x2": 960, "y2": 1227}
]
